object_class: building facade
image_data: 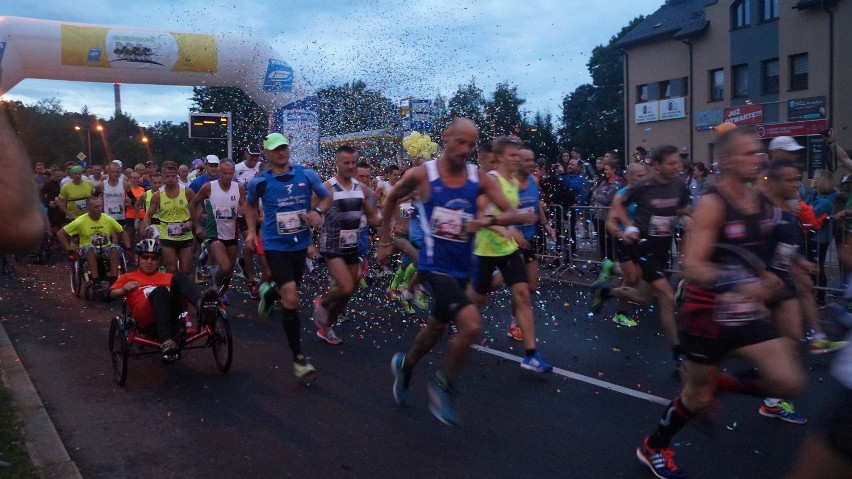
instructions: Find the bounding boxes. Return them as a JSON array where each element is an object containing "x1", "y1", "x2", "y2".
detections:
[{"x1": 618, "y1": 0, "x2": 850, "y2": 176}]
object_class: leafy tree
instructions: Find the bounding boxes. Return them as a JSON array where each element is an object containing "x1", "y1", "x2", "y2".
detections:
[
  {"x1": 525, "y1": 112, "x2": 560, "y2": 162},
  {"x1": 315, "y1": 80, "x2": 397, "y2": 137},
  {"x1": 439, "y1": 78, "x2": 487, "y2": 141},
  {"x1": 485, "y1": 82, "x2": 526, "y2": 138},
  {"x1": 558, "y1": 15, "x2": 644, "y2": 161}
]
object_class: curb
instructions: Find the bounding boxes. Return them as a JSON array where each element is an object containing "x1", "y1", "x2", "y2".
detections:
[{"x1": 0, "y1": 322, "x2": 82, "y2": 478}]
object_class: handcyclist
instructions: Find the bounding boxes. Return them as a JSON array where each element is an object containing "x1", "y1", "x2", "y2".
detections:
[
  {"x1": 58, "y1": 195, "x2": 132, "y2": 298},
  {"x1": 109, "y1": 239, "x2": 216, "y2": 362}
]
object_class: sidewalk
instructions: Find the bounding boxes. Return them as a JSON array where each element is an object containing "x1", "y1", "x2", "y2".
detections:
[{"x1": 0, "y1": 321, "x2": 81, "y2": 478}]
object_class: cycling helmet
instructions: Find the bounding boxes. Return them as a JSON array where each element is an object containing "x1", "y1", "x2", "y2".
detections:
[{"x1": 135, "y1": 238, "x2": 162, "y2": 255}]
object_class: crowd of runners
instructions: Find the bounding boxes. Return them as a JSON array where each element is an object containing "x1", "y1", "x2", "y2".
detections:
[{"x1": 21, "y1": 115, "x2": 852, "y2": 478}]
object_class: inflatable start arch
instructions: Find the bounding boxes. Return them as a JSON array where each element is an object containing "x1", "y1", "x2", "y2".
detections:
[{"x1": 0, "y1": 16, "x2": 323, "y2": 163}]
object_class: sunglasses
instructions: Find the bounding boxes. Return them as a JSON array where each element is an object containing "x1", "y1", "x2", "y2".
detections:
[{"x1": 139, "y1": 254, "x2": 160, "y2": 261}]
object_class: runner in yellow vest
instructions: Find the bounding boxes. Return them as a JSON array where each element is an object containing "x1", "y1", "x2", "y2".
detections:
[{"x1": 141, "y1": 163, "x2": 195, "y2": 274}]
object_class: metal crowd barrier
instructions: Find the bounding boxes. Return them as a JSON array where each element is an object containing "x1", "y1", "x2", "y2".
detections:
[{"x1": 538, "y1": 204, "x2": 847, "y2": 295}]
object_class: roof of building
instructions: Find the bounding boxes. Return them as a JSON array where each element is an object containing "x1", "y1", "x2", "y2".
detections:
[
  {"x1": 616, "y1": 0, "x2": 717, "y2": 49},
  {"x1": 794, "y1": 0, "x2": 840, "y2": 9}
]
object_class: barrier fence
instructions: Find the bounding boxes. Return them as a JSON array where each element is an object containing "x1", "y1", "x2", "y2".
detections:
[{"x1": 539, "y1": 204, "x2": 847, "y2": 296}]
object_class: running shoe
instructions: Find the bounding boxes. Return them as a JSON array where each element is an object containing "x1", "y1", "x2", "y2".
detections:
[
  {"x1": 521, "y1": 351, "x2": 553, "y2": 373},
  {"x1": 427, "y1": 375, "x2": 459, "y2": 426},
  {"x1": 257, "y1": 283, "x2": 274, "y2": 320},
  {"x1": 597, "y1": 258, "x2": 614, "y2": 284},
  {"x1": 413, "y1": 290, "x2": 429, "y2": 310},
  {"x1": 390, "y1": 353, "x2": 410, "y2": 406},
  {"x1": 317, "y1": 327, "x2": 342, "y2": 345},
  {"x1": 399, "y1": 296, "x2": 415, "y2": 315},
  {"x1": 809, "y1": 338, "x2": 848, "y2": 354},
  {"x1": 507, "y1": 324, "x2": 523, "y2": 341},
  {"x1": 759, "y1": 401, "x2": 807, "y2": 424},
  {"x1": 636, "y1": 437, "x2": 687, "y2": 479},
  {"x1": 247, "y1": 280, "x2": 260, "y2": 300},
  {"x1": 612, "y1": 312, "x2": 638, "y2": 327},
  {"x1": 293, "y1": 359, "x2": 317, "y2": 382},
  {"x1": 160, "y1": 339, "x2": 179, "y2": 363},
  {"x1": 313, "y1": 296, "x2": 329, "y2": 330},
  {"x1": 591, "y1": 285, "x2": 610, "y2": 315}
]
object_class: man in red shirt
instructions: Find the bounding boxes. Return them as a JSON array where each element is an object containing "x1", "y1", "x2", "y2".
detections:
[{"x1": 110, "y1": 239, "x2": 213, "y2": 361}]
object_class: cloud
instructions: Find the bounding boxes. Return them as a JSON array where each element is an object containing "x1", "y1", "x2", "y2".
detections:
[{"x1": 2, "y1": 0, "x2": 664, "y2": 126}]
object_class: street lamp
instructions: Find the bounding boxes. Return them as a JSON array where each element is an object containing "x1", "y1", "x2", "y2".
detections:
[{"x1": 74, "y1": 124, "x2": 104, "y2": 165}]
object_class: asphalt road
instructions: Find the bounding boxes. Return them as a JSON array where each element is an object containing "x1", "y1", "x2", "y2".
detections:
[{"x1": 0, "y1": 256, "x2": 843, "y2": 478}]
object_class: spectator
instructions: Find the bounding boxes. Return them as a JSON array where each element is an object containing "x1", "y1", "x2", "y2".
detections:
[
  {"x1": 591, "y1": 160, "x2": 625, "y2": 261},
  {"x1": 804, "y1": 169, "x2": 836, "y2": 307}
]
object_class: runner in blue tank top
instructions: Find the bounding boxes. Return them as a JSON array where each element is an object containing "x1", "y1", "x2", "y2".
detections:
[
  {"x1": 244, "y1": 132, "x2": 329, "y2": 385},
  {"x1": 376, "y1": 118, "x2": 537, "y2": 426}
]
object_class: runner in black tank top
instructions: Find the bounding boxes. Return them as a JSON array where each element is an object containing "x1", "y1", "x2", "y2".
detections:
[{"x1": 636, "y1": 126, "x2": 806, "y2": 479}]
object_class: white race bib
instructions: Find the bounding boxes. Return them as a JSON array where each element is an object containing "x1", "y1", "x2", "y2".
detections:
[
  {"x1": 214, "y1": 204, "x2": 235, "y2": 220},
  {"x1": 276, "y1": 210, "x2": 306, "y2": 235},
  {"x1": 769, "y1": 242, "x2": 797, "y2": 272},
  {"x1": 166, "y1": 222, "x2": 184, "y2": 237},
  {"x1": 339, "y1": 229, "x2": 359, "y2": 249},
  {"x1": 90, "y1": 234, "x2": 106, "y2": 246},
  {"x1": 399, "y1": 202, "x2": 413, "y2": 219},
  {"x1": 649, "y1": 215, "x2": 676, "y2": 237},
  {"x1": 715, "y1": 290, "x2": 763, "y2": 325},
  {"x1": 74, "y1": 199, "x2": 88, "y2": 211},
  {"x1": 429, "y1": 206, "x2": 473, "y2": 242},
  {"x1": 107, "y1": 204, "x2": 123, "y2": 215}
]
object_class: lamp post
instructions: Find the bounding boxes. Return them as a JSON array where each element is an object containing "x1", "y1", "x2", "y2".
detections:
[{"x1": 74, "y1": 124, "x2": 104, "y2": 165}]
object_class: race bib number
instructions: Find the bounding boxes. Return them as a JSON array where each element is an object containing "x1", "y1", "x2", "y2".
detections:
[
  {"x1": 107, "y1": 204, "x2": 123, "y2": 215},
  {"x1": 429, "y1": 206, "x2": 473, "y2": 242},
  {"x1": 339, "y1": 229, "x2": 359, "y2": 250},
  {"x1": 715, "y1": 289, "x2": 763, "y2": 325},
  {"x1": 90, "y1": 234, "x2": 106, "y2": 246},
  {"x1": 214, "y1": 204, "x2": 235, "y2": 220},
  {"x1": 648, "y1": 215, "x2": 676, "y2": 237},
  {"x1": 74, "y1": 199, "x2": 88, "y2": 211},
  {"x1": 399, "y1": 203, "x2": 413, "y2": 219},
  {"x1": 769, "y1": 242, "x2": 797, "y2": 272},
  {"x1": 276, "y1": 210, "x2": 306, "y2": 235},
  {"x1": 518, "y1": 206, "x2": 535, "y2": 226},
  {"x1": 166, "y1": 222, "x2": 184, "y2": 237}
]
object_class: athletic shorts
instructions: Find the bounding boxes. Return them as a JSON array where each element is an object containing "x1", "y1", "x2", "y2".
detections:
[
  {"x1": 519, "y1": 236, "x2": 539, "y2": 264},
  {"x1": 160, "y1": 238, "x2": 193, "y2": 251},
  {"x1": 812, "y1": 376, "x2": 852, "y2": 463},
  {"x1": 265, "y1": 250, "x2": 307, "y2": 287},
  {"x1": 323, "y1": 252, "x2": 361, "y2": 265},
  {"x1": 766, "y1": 274, "x2": 797, "y2": 308},
  {"x1": 615, "y1": 239, "x2": 639, "y2": 264},
  {"x1": 79, "y1": 243, "x2": 123, "y2": 257},
  {"x1": 635, "y1": 238, "x2": 672, "y2": 283},
  {"x1": 419, "y1": 270, "x2": 471, "y2": 323},
  {"x1": 472, "y1": 251, "x2": 528, "y2": 295},
  {"x1": 207, "y1": 238, "x2": 239, "y2": 247}
]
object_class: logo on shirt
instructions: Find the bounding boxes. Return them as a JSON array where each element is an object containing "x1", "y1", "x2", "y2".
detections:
[{"x1": 724, "y1": 220, "x2": 746, "y2": 239}]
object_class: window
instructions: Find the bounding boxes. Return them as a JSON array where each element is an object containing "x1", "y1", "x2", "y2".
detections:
[
  {"x1": 761, "y1": 59, "x2": 779, "y2": 95},
  {"x1": 709, "y1": 69, "x2": 724, "y2": 102},
  {"x1": 761, "y1": 0, "x2": 779, "y2": 21},
  {"x1": 667, "y1": 77, "x2": 688, "y2": 98},
  {"x1": 636, "y1": 83, "x2": 662, "y2": 103},
  {"x1": 790, "y1": 53, "x2": 808, "y2": 91},
  {"x1": 732, "y1": 64, "x2": 749, "y2": 98},
  {"x1": 637, "y1": 84, "x2": 649, "y2": 103},
  {"x1": 732, "y1": 0, "x2": 751, "y2": 29}
]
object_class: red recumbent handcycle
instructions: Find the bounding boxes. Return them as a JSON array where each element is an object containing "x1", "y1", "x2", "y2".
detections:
[{"x1": 108, "y1": 289, "x2": 232, "y2": 386}]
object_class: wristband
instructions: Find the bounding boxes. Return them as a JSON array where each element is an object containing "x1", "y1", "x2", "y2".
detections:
[{"x1": 314, "y1": 207, "x2": 324, "y2": 216}]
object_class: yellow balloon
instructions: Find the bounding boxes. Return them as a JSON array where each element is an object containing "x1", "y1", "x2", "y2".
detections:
[
  {"x1": 406, "y1": 145, "x2": 418, "y2": 157},
  {"x1": 428, "y1": 142, "x2": 438, "y2": 154},
  {"x1": 410, "y1": 131, "x2": 422, "y2": 139},
  {"x1": 423, "y1": 134, "x2": 431, "y2": 143},
  {"x1": 419, "y1": 150, "x2": 431, "y2": 159},
  {"x1": 402, "y1": 138, "x2": 413, "y2": 148}
]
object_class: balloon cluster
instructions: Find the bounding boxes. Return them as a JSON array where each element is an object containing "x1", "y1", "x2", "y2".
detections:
[{"x1": 402, "y1": 131, "x2": 438, "y2": 159}]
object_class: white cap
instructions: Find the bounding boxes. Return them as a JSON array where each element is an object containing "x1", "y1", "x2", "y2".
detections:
[
  {"x1": 112, "y1": 159, "x2": 123, "y2": 168},
  {"x1": 768, "y1": 136, "x2": 804, "y2": 152},
  {"x1": 205, "y1": 154, "x2": 220, "y2": 164}
]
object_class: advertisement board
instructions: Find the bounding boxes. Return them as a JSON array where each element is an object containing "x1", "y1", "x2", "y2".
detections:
[
  {"x1": 635, "y1": 101, "x2": 659, "y2": 123},
  {"x1": 723, "y1": 104, "x2": 764, "y2": 125}
]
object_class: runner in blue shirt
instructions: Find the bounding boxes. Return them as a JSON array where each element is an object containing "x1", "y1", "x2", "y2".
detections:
[
  {"x1": 377, "y1": 118, "x2": 536, "y2": 426},
  {"x1": 244, "y1": 133, "x2": 329, "y2": 385}
]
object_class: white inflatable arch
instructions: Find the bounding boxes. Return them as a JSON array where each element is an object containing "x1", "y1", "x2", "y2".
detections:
[{"x1": 0, "y1": 16, "x2": 309, "y2": 113}]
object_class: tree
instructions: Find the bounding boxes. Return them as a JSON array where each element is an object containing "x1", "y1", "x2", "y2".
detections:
[
  {"x1": 315, "y1": 80, "x2": 397, "y2": 137},
  {"x1": 434, "y1": 78, "x2": 487, "y2": 142},
  {"x1": 558, "y1": 15, "x2": 644, "y2": 160},
  {"x1": 485, "y1": 82, "x2": 526, "y2": 138},
  {"x1": 525, "y1": 112, "x2": 560, "y2": 163}
]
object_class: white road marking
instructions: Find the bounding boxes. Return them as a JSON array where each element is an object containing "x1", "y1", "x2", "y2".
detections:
[{"x1": 472, "y1": 345, "x2": 671, "y2": 406}]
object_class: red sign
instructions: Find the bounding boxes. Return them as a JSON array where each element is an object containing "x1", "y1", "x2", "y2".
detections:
[
  {"x1": 755, "y1": 120, "x2": 828, "y2": 139},
  {"x1": 723, "y1": 104, "x2": 764, "y2": 125}
]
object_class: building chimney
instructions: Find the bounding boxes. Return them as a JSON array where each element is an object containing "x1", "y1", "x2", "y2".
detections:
[{"x1": 113, "y1": 83, "x2": 121, "y2": 116}]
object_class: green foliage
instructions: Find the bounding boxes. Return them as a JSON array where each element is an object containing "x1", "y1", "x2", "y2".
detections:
[
  {"x1": 315, "y1": 80, "x2": 398, "y2": 137},
  {"x1": 525, "y1": 112, "x2": 560, "y2": 162},
  {"x1": 558, "y1": 15, "x2": 644, "y2": 160},
  {"x1": 485, "y1": 82, "x2": 525, "y2": 138}
]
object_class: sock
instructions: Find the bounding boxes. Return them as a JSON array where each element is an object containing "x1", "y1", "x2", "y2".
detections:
[
  {"x1": 763, "y1": 398, "x2": 781, "y2": 408},
  {"x1": 647, "y1": 398, "x2": 696, "y2": 450},
  {"x1": 281, "y1": 308, "x2": 302, "y2": 361},
  {"x1": 525, "y1": 348, "x2": 537, "y2": 358},
  {"x1": 402, "y1": 263, "x2": 416, "y2": 285}
]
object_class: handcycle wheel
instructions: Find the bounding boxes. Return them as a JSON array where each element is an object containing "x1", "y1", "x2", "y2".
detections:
[
  {"x1": 109, "y1": 316, "x2": 129, "y2": 386},
  {"x1": 69, "y1": 261, "x2": 81, "y2": 297},
  {"x1": 209, "y1": 311, "x2": 232, "y2": 372}
]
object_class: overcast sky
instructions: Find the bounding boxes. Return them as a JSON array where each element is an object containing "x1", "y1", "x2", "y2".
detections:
[{"x1": 1, "y1": 0, "x2": 664, "y2": 127}]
